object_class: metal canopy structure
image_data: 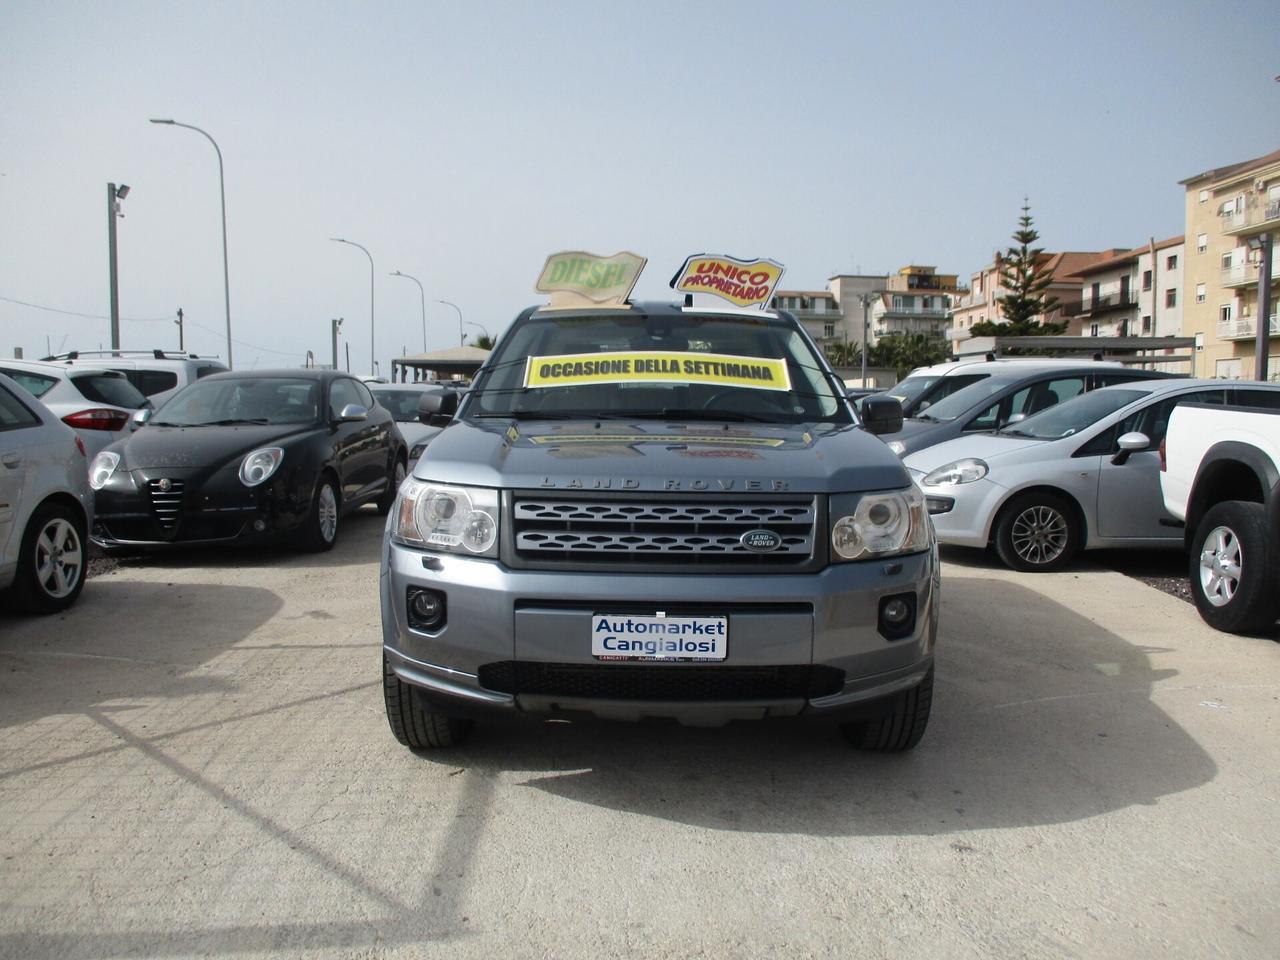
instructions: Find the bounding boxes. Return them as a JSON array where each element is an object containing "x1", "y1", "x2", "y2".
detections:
[{"x1": 390, "y1": 345, "x2": 490, "y2": 383}]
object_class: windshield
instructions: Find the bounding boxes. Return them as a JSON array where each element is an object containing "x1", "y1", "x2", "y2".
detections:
[
  {"x1": 372, "y1": 388, "x2": 429, "y2": 422},
  {"x1": 887, "y1": 376, "x2": 939, "y2": 405},
  {"x1": 469, "y1": 311, "x2": 849, "y2": 424},
  {"x1": 152, "y1": 377, "x2": 321, "y2": 426},
  {"x1": 999, "y1": 388, "x2": 1149, "y2": 439},
  {"x1": 911, "y1": 376, "x2": 1021, "y2": 423}
]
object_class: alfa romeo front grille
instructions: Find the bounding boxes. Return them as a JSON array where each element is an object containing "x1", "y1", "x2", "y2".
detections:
[
  {"x1": 148, "y1": 479, "x2": 185, "y2": 529},
  {"x1": 511, "y1": 494, "x2": 816, "y2": 566}
]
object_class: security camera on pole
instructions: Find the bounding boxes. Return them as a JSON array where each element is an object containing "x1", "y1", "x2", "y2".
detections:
[{"x1": 106, "y1": 183, "x2": 130, "y2": 350}]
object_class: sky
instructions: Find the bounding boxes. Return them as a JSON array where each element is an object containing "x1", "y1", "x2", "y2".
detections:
[{"x1": 2, "y1": 0, "x2": 1277, "y2": 375}]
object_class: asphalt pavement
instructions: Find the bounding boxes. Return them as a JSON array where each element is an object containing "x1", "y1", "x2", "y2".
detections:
[{"x1": 1, "y1": 513, "x2": 1277, "y2": 959}]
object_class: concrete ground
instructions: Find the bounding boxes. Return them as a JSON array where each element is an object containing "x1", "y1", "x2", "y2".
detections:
[{"x1": 1, "y1": 511, "x2": 1277, "y2": 960}]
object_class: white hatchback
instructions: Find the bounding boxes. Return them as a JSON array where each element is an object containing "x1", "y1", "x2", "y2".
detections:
[
  {"x1": 0, "y1": 358, "x2": 149, "y2": 459},
  {"x1": 0, "y1": 374, "x2": 93, "y2": 613}
]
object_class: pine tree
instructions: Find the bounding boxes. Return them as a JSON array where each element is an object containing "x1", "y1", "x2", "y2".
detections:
[{"x1": 991, "y1": 200, "x2": 1063, "y2": 335}]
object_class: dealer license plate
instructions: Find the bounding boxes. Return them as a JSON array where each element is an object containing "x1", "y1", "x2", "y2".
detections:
[{"x1": 591, "y1": 614, "x2": 728, "y2": 662}]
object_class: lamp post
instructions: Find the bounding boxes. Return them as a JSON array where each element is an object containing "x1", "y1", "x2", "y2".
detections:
[
  {"x1": 858, "y1": 291, "x2": 878, "y2": 385},
  {"x1": 463, "y1": 320, "x2": 489, "y2": 344},
  {"x1": 390, "y1": 270, "x2": 427, "y2": 352},
  {"x1": 1250, "y1": 232, "x2": 1274, "y2": 381},
  {"x1": 331, "y1": 238, "x2": 375, "y2": 375},
  {"x1": 331, "y1": 317, "x2": 343, "y2": 371},
  {"x1": 149, "y1": 119, "x2": 232, "y2": 367},
  {"x1": 106, "y1": 183, "x2": 130, "y2": 350},
  {"x1": 435, "y1": 299, "x2": 464, "y2": 346}
]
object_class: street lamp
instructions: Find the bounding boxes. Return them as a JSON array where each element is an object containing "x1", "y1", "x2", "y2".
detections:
[
  {"x1": 434, "y1": 299, "x2": 464, "y2": 346},
  {"x1": 390, "y1": 270, "x2": 427, "y2": 352},
  {"x1": 331, "y1": 238, "x2": 375, "y2": 376},
  {"x1": 463, "y1": 320, "x2": 489, "y2": 345},
  {"x1": 149, "y1": 119, "x2": 233, "y2": 367},
  {"x1": 106, "y1": 182, "x2": 130, "y2": 350},
  {"x1": 1248, "y1": 232, "x2": 1275, "y2": 380},
  {"x1": 858, "y1": 291, "x2": 879, "y2": 385}
]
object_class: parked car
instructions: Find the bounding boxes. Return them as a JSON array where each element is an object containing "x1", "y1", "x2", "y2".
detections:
[
  {"x1": 40, "y1": 350, "x2": 227, "y2": 408},
  {"x1": 886, "y1": 363, "x2": 1177, "y2": 457},
  {"x1": 0, "y1": 373, "x2": 92, "y2": 613},
  {"x1": 0, "y1": 358, "x2": 150, "y2": 459},
  {"x1": 369, "y1": 383, "x2": 449, "y2": 469},
  {"x1": 89, "y1": 369, "x2": 407, "y2": 552},
  {"x1": 1160, "y1": 391, "x2": 1280, "y2": 633},
  {"x1": 905, "y1": 378, "x2": 1280, "y2": 571},
  {"x1": 885, "y1": 359, "x2": 996, "y2": 417}
]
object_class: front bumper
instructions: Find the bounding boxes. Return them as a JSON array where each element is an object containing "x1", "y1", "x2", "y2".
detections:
[
  {"x1": 913, "y1": 473, "x2": 1006, "y2": 548},
  {"x1": 381, "y1": 541, "x2": 939, "y2": 726}
]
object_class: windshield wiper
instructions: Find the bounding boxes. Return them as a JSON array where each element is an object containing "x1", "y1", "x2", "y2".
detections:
[
  {"x1": 197, "y1": 418, "x2": 272, "y2": 426},
  {"x1": 632, "y1": 408, "x2": 774, "y2": 423},
  {"x1": 475, "y1": 411, "x2": 584, "y2": 420}
]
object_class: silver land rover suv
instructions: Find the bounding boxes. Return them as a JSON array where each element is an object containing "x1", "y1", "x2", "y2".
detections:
[{"x1": 381, "y1": 298, "x2": 939, "y2": 752}]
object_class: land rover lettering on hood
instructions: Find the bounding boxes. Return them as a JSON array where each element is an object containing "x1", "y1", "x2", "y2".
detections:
[{"x1": 380, "y1": 251, "x2": 938, "y2": 753}]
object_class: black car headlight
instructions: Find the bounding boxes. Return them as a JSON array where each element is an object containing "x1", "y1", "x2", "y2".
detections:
[
  {"x1": 239, "y1": 447, "x2": 284, "y2": 487},
  {"x1": 392, "y1": 479, "x2": 498, "y2": 557},
  {"x1": 830, "y1": 487, "x2": 930, "y2": 561},
  {"x1": 89, "y1": 451, "x2": 121, "y2": 490},
  {"x1": 409, "y1": 440, "x2": 429, "y2": 461}
]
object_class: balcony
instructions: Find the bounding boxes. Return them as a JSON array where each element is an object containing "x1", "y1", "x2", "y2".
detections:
[
  {"x1": 1221, "y1": 252, "x2": 1280, "y2": 289},
  {"x1": 1221, "y1": 199, "x2": 1280, "y2": 237},
  {"x1": 1217, "y1": 314, "x2": 1280, "y2": 341},
  {"x1": 1062, "y1": 292, "x2": 1139, "y2": 317}
]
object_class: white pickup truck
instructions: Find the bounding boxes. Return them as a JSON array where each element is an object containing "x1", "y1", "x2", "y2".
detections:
[{"x1": 1162, "y1": 400, "x2": 1280, "y2": 633}]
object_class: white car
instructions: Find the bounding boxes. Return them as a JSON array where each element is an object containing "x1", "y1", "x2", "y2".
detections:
[
  {"x1": 905, "y1": 379, "x2": 1280, "y2": 571},
  {"x1": 39, "y1": 350, "x2": 227, "y2": 408},
  {"x1": 0, "y1": 373, "x2": 93, "y2": 613},
  {"x1": 0, "y1": 358, "x2": 150, "y2": 459}
]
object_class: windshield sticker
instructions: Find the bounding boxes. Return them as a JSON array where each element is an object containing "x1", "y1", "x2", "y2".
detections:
[
  {"x1": 523, "y1": 351, "x2": 791, "y2": 391},
  {"x1": 670, "y1": 254, "x2": 785, "y2": 310},
  {"x1": 535, "y1": 251, "x2": 646, "y2": 309}
]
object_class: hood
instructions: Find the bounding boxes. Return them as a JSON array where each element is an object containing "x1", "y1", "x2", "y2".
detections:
[
  {"x1": 903, "y1": 433, "x2": 1043, "y2": 475},
  {"x1": 415, "y1": 418, "x2": 909, "y2": 494},
  {"x1": 119, "y1": 423, "x2": 320, "y2": 470}
]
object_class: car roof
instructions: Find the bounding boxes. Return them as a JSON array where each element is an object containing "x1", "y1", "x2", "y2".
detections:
[
  {"x1": 0, "y1": 358, "x2": 120, "y2": 377},
  {"x1": 199, "y1": 368, "x2": 347, "y2": 382},
  {"x1": 530, "y1": 300, "x2": 783, "y2": 321}
]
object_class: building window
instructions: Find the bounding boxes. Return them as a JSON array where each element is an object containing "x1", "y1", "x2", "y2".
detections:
[
  {"x1": 823, "y1": 321, "x2": 835, "y2": 339},
  {"x1": 1142, "y1": 269, "x2": 1152, "y2": 290},
  {"x1": 1196, "y1": 283, "x2": 1206, "y2": 302},
  {"x1": 1142, "y1": 315, "x2": 1152, "y2": 334},
  {"x1": 1220, "y1": 303, "x2": 1234, "y2": 323},
  {"x1": 1199, "y1": 189, "x2": 1210, "y2": 203},
  {"x1": 1221, "y1": 252, "x2": 1233, "y2": 270},
  {"x1": 1197, "y1": 233, "x2": 1208, "y2": 253},
  {"x1": 1165, "y1": 288, "x2": 1177, "y2": 308},
  {"x1": 1090, "y1": 323, "x2": 1099, "y2": 337},
  {"x1": 1166, "y1": 254, "x2": 1178, "y2": 270}
]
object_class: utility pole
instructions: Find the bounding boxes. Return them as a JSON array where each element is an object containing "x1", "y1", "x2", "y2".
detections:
[
  {"x1": 106, "y1": 183, "x2": 129, "y2": 350},
  {"x1": 331, "y1": 317, "x2": 343, "y2": 370},
  {"x1": 1254, "y1": 232, "x2": 1274, "y2": 381},
  {"x1": 345, "y1": 342, "x2": 351, "y2": 372},
  {"x1": 176, "y1": 308, "x2": 184, "y2": 351},
  {"x1": 859, "y1": 291, "x2": 876, "y2": 385}
]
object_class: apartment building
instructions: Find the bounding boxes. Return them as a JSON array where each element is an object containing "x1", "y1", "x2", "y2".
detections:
[
  {"x1": 1180, "y1": 147, "x2": 1280, "y2": 379},
  {"x1": 868, "y1": 265, "x2": 958, "y2": 342},
  {"x1": 1063, "y1": 237, "x2": 1184, "y2": 338},
  {"x1": 771, "y1": 274, "x2": 886, "y2": 352}
]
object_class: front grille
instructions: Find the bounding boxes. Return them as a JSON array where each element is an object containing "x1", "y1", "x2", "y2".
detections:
[
  {"x1": 148, "y1": 479, "x2": 186, "y2": 529},
  {"x1": 477, "y1": 661, "x2": 844, "y2": 702},
  {"x1": 511, "y1": 494, "x2": 817, "y2": 566}
]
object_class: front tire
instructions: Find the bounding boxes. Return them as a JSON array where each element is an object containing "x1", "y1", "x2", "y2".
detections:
[
  {"x1": 376, "y1": 457, "x2": 406, "y2": 516},
  {"x1": 11, "y1": 502, "x2": 87, "y2": 614},
  {"x1": 841, "y1": 670, "x2": 933, "y2": 752},
  {"x1": 383, "y1": 654, "x2": 474, "y2": 749},
  {"x1": 993, "y1": 492, "x2": 1080, "y2": 572},
  {"x1": 1190, "y1": 501, "x2": 1279, "y2": 635},
  {"x1": 301, "y1": 475, "x2": 340, "y2": 552}
]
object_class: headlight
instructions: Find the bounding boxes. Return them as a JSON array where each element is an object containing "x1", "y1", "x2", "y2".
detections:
[
  {"x1": 886, "y1": 440, "x2": 906, "y2": 456},
  {"x1": 830, "y1": 487, "x2": 930, "y2": 561},
  {"x1": 88, "y1": 451, "x2": 120, "y2": 490},
  {"x1": 922, "y1": 458, "x2": 988, "y2": 486},
  {"x1": 392, "y1": 479, "x2": 498, "y2": 557},
  {"x1": 409, "y1": 441, "x2": 429, "y2": 461},
  {"x1": 239, "y1": 447, "x2": 284, "y2": 487}
]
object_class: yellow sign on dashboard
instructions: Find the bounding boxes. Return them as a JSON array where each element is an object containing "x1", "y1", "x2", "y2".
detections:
[
  {"x1": 671, "y1": 254, "x2": 785, "y2": 309},
  {"x1": 523, "y1": 351, "x2": 791, "y2": 391}
]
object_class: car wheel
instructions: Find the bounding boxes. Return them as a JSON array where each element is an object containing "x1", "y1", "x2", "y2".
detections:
[
  {"x1": 993, "y1": 492, "x2": 1080, "y2": 572},
  {"x1": 840, "y1": 670, "x2": 933, "y2": 752},
  {"x1": 302, "y1": 475, "x2": 340, "y2": 552},
  {"x1": 383, "y1": 653, "x2": 474, "y2": 749},
  {"x1": 12, "y1": 502, "x2": 87, "y2": 614},
  {"x1": 376, "y1": 457, "x2": 407, "y2": 516},
  {"x1": 1189, "y1": 501, "x2": 1279, "y2": 635}
]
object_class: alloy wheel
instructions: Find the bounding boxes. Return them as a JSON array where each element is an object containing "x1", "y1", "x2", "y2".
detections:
[
  {"x1": 34, "y1": 518, "x2": 83, "y2": 599},
  {"x1": 1010, "y1": 505, "x2": 1069, "y2": 566},
  {"x1": 319, "y1": 484, "x2": 338, "y2": 543},
  {"x1": 1198, "y1": 525, "x2": 1241, "y2": 608}
]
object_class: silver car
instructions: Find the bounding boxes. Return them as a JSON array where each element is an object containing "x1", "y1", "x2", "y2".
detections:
[
  {"x1": 905, "y1": 379, "x2": 1280, "y2": 571},
  {"x1": 370, "y1": 384, "x2": 449, "y2": 469},
  {"x1": 0, "y1": 373, "x2": 93, "y2": 613}
]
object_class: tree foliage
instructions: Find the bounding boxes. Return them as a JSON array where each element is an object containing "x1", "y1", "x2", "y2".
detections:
[{"x1": 993, "y1": 200, "x2": 1065, "y2": 335}]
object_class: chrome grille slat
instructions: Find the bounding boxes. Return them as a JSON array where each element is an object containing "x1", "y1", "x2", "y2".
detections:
[
  {"x1": 148, "y1": 479, "x2": 185, "y2": 530},
  {"x1": 512, "y1": 495, "x2": 816, "y2": 563}
]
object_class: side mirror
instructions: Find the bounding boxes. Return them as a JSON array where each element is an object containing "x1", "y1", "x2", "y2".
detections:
[
  {"x1": 861, "y1": 395, "x2": 904, "y2": 436},
  {"x1": 131, "y1": 407, "x2": 152, "y2": 428},
  {"x1": 418, "y1": 388, "x2": 459, "y2": 426},
  {"x1": 337, "y1": 403, "x2": 369, "y2": 423},
  {"x1": 1111, "y1": 431, "x2": 1150, "y2": 466},
  {"x1": 1004, "y1": 412, "x2": 1028, "y2": 426}
]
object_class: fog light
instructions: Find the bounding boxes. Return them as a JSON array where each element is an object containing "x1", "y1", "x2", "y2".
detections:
[
  {"x1": 407, "y1": 587, "x2": 446, "y2": 631},
  {"x1": 253, "y1": 519, "x2": 267, "y2": 532},
  {"x1": 877, "y1": 592, "x2": 917, "y2": 641}
]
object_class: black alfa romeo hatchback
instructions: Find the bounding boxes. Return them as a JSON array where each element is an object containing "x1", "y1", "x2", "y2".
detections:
[{"x1": 89, "y1": 369, "x2": 407, "y2": 552}]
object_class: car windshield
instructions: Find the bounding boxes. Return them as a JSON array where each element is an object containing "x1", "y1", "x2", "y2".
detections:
[
  {"x1": 910, "y1": 375, "x2": 1023, "y2": 423},
  {"x1": 999, "y1": 388, "x2": 1150, "y2": 439},
  {"x1": 152, "y1": 377, "x2": 321, "y2": 426},
  {"x1": 372, "y1": 389, "x2": 428, "y2": 422},
  {"x1": 469, "y1": 311, "x2": 849, "y2": 424},
  {"x1": 887, "y1": 375, "x2": 939, "y2": 405},
  {"x1": 70, "y1": 373, "x2": 148, "y2": 409}
]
